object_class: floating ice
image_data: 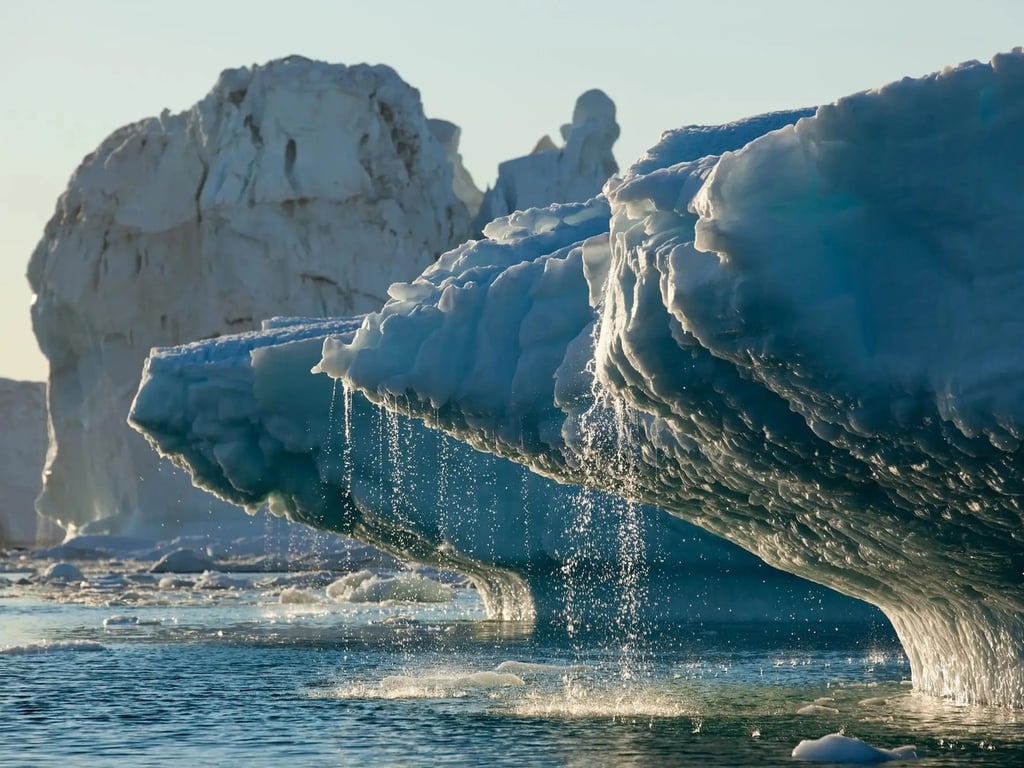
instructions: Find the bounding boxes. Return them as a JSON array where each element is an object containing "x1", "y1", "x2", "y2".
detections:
[
  {"x1": 791, "y1": 733, "x2": 917, "y2": 763},
  {"x1": 40, "y1": 562, "x2": 84, "y2": 583},
  {"x1": 150, "y1": 548, "x2": 218, "y2": 574},
  {"x1": 314, "y1": 51, "x2": 1024, "y2": 707},
  {"x1": 278, "y1": 587, "x2": 323, "y2": 604},
  {"x1": 376, "y1": 671, "x2": 525, "y2": 698},
  {"x1": 326, "y1": 570, "x2": 455, "y2": 604},
  {"x1": 0, "y1": 640, "x2": 106, "y2": 656},
  {"x1": 194, "y1": 571, "x2": 250, "y2": 590}
]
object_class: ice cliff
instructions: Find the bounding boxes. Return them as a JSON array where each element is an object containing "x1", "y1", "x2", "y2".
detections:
[
  {"x1": 28, "y1": 57, "x2": 473, "y2": 535},
  {"x1": 312, "y1": 52, "x2": 1024, "y2": 707},
  {"x1": 0, "y1": 379, "x2": 56, "y2": 546}
]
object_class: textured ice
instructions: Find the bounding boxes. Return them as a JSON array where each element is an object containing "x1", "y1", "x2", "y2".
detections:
[
  {"x1": 131, "y1": 314, "x2": 876, "y2": 624},
  {"x1": 317, "y1": 51, "x2": 1024, "y2": 706}
]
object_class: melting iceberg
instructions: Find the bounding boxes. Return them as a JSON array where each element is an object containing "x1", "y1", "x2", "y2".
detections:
[
  {"x1": 310, "y1": 52, "x2": 1024, "y2": 707},
  {"x1": 131, "y1": 312, "x2": 876, "y2": 624}
]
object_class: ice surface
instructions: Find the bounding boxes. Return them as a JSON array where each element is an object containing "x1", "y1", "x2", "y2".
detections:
[
  {"x1": 791, "y1": 733, "x2": 917, "y2": 763},
  {"x1": 318, "y1": 51, "x2": 1024, "y2": 706}
]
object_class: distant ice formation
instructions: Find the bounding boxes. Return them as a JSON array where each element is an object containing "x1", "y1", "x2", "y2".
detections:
[
  {"x1": 0, "y1": 378, "x2": 57, "y2": 547},
  {"x1": 28, "y1": 57, "x2": 473, "y2": 536},
  {"x1": 312, "y1": 52, "x2": 1024, "y2": 706},
  {"x1": 474, "y1": 89, "x2": 621, "y2": 231}
]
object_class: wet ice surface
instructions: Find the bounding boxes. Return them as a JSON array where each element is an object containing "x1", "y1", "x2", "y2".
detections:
[{"x1": 2, "y1": 549, "x2": 1023, "y2": 767}]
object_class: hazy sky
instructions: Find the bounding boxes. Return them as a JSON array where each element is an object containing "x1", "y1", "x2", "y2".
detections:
[{"x1": 3, "y1": 1, "x2": 1022, "y2": 381}]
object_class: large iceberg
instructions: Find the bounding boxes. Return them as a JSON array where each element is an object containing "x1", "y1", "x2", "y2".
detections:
[
  {"x1": 131, "y1": 314, "x2": 877, "y2": 624},
  {"x1": 28, "y1": 57, "x2": 473, "y2": 536},
  {"x1": 311, "y1": 52, "x2": 1024, "y2": 707},
  {"x1": 129, "y1": 105, "x2": 839, "y2": 625}
]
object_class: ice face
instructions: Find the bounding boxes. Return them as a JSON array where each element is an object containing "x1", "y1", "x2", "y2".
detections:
[
  {"x1": 131, "y1": 315, "x2": 877, "y2": 625},
  {"x1": 320, "y1": 51, "x2": 1024, "y2": 706}
]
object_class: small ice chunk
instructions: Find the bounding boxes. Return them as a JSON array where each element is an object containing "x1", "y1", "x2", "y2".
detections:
[
  {"x1": 194, "y1": 571, "x2": 249, "y2": 590},
  {"x1": 792, "y1": 733, "x2": 917, "y2": 763},
  {"x1": 150, "y1": 548, "x2": 217, "y2": 573},
  {"x1": 326, "y1": 570, "x2": 454, "y2": 603},
  {"x1": 279, "y1": 587, "x2": 322, "y2": 604},
  {"x1": 41, "y1": 562, "x2": 84, "y2": 583}
]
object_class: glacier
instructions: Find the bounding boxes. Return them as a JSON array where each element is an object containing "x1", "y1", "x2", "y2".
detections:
[{"x1": 308, "y1": 51, "x2": 1024, "y2": 707}]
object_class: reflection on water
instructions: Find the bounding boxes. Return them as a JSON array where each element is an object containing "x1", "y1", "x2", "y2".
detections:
[{"x1": 2, "y1": 558, "x2": 1023, "y2": 767}]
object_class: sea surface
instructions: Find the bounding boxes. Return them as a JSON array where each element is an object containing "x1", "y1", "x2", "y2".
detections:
[{"x1": 2, "y1": 545, "x2": 1023, "y2": 767}]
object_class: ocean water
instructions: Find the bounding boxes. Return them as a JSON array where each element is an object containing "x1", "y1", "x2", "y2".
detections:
[{"x1": 2, "y1": 552, "x2": 1023, "y2": 767}]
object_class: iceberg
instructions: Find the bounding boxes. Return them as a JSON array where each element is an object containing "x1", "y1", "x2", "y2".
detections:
[
  {"x1": 312, "y1": 51, "x2": 1024, "y2": 706},
  {"x1": 473, "y1": 89, "x2": 623, "y2": 232},
  {"x1": 28, "y1": 56, "x2": 473, "y2": 537},
  {"x1": 131, "y1": 313, "x2": 877, "y2": 624}
]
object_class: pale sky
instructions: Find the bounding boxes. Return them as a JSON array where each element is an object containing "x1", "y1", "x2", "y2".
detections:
[{"x1": 2, "y1": 0, "x2": 1022, "y2": 381}]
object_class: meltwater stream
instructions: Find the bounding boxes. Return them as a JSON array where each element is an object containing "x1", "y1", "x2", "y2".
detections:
[{"x1": 3, "y1": 542, "x2": 1023, "y2": 768}]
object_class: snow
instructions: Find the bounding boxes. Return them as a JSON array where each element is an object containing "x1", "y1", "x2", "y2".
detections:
[
  {"x1": 312, "y1": 50, "x2": 1024, "y2": 707},
  {"x1": 791, "y1": 733, "x2": 917, "y2": 763},
  {"x1": 27, "y1": 56, "x2": 474, "y2": 538}
]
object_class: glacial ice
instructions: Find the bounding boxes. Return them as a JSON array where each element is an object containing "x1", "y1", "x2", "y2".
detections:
[{"x1": 314, "y1": 51, "x2": 1024, "y2": 706}]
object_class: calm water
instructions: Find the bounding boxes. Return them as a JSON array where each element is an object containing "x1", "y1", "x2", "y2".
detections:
[{"x1": 2, "y1": 556, "x2": 1023, "y2": 767}]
